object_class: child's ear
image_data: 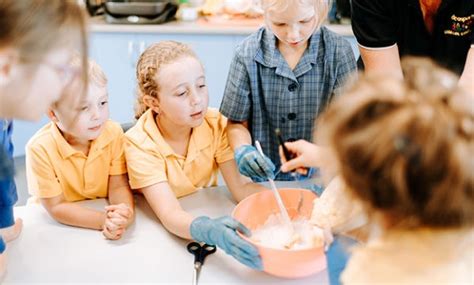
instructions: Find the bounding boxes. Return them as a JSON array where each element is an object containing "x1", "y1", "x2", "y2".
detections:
[
  {"x1": 142, "y1": 95, "x2": 160, "y2": 113},
  {"x1": 47, "y1": 109, "x2": 59, "y2": 123},
  {"x1": 0, "y1": 49, "x2": 18, "y2": 86}
]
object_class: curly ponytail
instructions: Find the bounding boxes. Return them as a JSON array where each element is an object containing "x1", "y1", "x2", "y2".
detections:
[{"x1": 317, "y1": 57, "x2": 473, "y2": 229}]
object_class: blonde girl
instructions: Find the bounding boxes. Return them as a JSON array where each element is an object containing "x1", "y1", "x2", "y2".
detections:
[
  {"x1": 318, "y1": 58, "x2": 473, "y2": 284},
  {"x1": 0, "y1": 0, "x2": 88, "y2": 277},
  {"x1": 125, "y1": 41, "x2": 266, "y2": 270},
  {"x1": 26, "y1": 58, "x2": 134, "y2": 240},
  {"x1": 220, "y1": 0, "x2": 356, "y2": 182}
]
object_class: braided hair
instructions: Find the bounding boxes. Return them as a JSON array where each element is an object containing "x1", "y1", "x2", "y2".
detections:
[{"x1": 134, "y1": 41, "x2": 198, "y2": 120}]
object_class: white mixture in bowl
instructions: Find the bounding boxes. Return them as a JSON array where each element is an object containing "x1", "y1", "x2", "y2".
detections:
[{"x1": 251, "y1": 213, "x2": 326, "y2": 250}]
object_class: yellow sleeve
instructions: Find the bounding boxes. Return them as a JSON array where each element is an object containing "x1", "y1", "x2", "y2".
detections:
[
  {"x1": 109, "y1": 129, "x2": 127, "y2": 176},
  {"x1": 124, "y1": 138, "x2": 167, "y2": 190},
  {"x1": 214, "y1": 113, "x2": 235, "y2": 164},
  {"x1": 26, "y1": 144, "x2": 62, "y2": 198}
]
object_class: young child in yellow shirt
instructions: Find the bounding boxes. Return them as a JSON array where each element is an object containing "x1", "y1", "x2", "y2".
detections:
[
  {"x1": 125, "y1": 41, "x2": 266, "y2": 270},
  {"x1": 26, "y1": 58, "x2": 134, "y2": 240},
  {"x1": 291, "y1": 58, "x2": 473, "y2": 284}
]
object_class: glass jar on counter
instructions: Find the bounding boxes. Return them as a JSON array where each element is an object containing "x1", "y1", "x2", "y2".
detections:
[{"x1": 177, "y1": 0, "x2": 205, "y2": 21}]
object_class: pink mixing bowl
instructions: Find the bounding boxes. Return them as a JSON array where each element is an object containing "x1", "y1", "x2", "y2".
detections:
[{"x1": 232, "y1": 188, "x2": 326, "y2": 279}]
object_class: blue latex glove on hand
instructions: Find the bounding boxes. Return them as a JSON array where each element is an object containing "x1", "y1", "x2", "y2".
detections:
[
  {"x1": 234, "y1": 145, "x2": 276, "y2": 180},
  {"x1": 190, "y1": 216, "x2": 262, "y2": 270}
]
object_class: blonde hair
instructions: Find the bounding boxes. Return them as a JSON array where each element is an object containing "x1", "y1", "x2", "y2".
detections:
[
  {"x1": 318, "y1": 57, "x2": 473, "y2": 229},
  {"x1": 0, "y1": 0, "x2": 88, "y2": 92},
  {"x1": 261, "y1": 0, "x2": 329, "y2": 30},
  {"x1": 134, "y1": 41, "x2": 198, "y2": 120},
  {"x1": 74, "y1": 57, "x2": 107, "y2": 88},
  {"x1": 62, "y1": 56, "x2": 107, "y2": 97}
]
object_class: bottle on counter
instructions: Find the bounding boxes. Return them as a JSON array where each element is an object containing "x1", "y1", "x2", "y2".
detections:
[{"x1": 177, "y1": 0, "x2": 204, "y2": 21}]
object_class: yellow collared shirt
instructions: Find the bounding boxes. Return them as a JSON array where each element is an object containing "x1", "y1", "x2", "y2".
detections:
[
  {"x1": 26, "y1": 120, "x2": 127, "y2": 202},
  {"x1": 124, "y1": 108, "x2": 234, "y2": 198}
]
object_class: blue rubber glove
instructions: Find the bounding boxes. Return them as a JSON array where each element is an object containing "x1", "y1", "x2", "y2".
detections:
[
  {"x1": 234, "y1": 145, "x2": 275, "y2": 180},
  {"x1": 190, "y1": 216, "x2": 262, "y2": 270}
]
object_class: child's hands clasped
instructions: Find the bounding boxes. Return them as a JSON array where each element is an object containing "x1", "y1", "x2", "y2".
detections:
[{"x1": 102, "y1": 203, "x2": 133, "y2": 240}]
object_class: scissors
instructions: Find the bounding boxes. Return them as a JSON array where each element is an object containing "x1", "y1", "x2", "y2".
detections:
[
  {"x1": 187, "y1": 242, "x2": 217, "y2": 285},
  {"x1": 274, "y1": 128, "x2": 309, "y2": 177}
]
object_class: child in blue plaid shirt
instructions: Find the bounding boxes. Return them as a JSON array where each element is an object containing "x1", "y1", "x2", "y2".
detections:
[{"x1": 220, "y1": 0, "x2": 356, "y2": 182}]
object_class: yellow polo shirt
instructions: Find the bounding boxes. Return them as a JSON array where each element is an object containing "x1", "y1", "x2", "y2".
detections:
[
  {"x1": 26, "y1": 120, "x2": 127, "y2": 202},
  {"x1": 124, "y1": 108, "x2": 234, "y2": 198}
]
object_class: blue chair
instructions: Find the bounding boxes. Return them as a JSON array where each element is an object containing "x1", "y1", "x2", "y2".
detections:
[{"x1": 326, "y1": 235, "x2": 359, "y2": 285}]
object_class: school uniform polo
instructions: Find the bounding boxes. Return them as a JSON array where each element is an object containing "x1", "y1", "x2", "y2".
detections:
[
  {"x1": 219, "y1": 26, "x2": 356, "y2": 181},
  {"x1": 124, "y1": 108, "x2": 234, "y2": 198},
  {"x1": 0, "y1": 120, "x2": 17, "y2": 253},
  {"x1": 341, "y1": 228, "x2": 474, "y2": 284},
  {"x1": 26, "y1": 120, "x2": 127, "y2": 202},
  {"x1": 352, "y1": 0, "x2": 474, "y2": 74}
]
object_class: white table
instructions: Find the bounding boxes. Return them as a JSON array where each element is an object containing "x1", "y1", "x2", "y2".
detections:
[{"x1": 5, "y1": 185, "x2": 329, "y2": 284}]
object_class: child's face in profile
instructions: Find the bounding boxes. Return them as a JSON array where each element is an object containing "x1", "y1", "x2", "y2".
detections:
[
  {"x1": 266, "y1": 1, "x2": 318, "y2": 50},
  {"x1": 155, "y1": 56, "x2": 209, "y2": 129},
  {"x1": 53, "y1": 81, "x2": 110, "y2": 142}
]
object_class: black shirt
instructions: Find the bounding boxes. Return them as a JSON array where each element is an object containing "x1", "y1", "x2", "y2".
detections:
[{"x1": 352, "y1": 0, "x2": 474, "y2": 74}]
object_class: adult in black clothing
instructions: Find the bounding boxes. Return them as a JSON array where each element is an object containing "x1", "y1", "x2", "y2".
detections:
[{"x1": 351, "y1": 0, "x2": 473, "y2": 94}]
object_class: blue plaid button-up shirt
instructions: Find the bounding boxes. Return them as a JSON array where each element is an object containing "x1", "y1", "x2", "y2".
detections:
[{"x1": 220, "y1": 26, "x2": 356, "y2": 181}]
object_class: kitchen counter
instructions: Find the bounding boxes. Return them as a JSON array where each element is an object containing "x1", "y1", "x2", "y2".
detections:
[
  {"x1": 89, "y1": 16, "x2": 354, "y2": 36},
  {"x1": 5, "y1": 185, "x2": 330, "y2": 283}
]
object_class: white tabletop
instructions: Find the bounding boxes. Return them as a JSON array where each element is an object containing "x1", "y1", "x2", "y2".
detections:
[{"x1": 4, "y1": 185, "x2": 329, "y2": 284}]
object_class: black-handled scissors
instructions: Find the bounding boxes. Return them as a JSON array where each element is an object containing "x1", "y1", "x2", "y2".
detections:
[
  {"x1": 187, "y1": 242, "x2": 216, "y2": 285},
  {"x1": 275, "y1": 128, "x2": 293, "y2": 162}
]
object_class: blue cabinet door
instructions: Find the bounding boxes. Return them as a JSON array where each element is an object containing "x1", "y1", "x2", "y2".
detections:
[{"x1": 90, "y1": 32, "x2": 138, "y2": 124}]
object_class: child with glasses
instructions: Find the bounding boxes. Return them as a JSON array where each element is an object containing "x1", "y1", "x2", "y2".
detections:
[
  {"x1": 26, "y1": 58, "x2": 134, "y2": 240},
  {"x1": 0, "y1": 0, "x2": 88, "y2": 277}
]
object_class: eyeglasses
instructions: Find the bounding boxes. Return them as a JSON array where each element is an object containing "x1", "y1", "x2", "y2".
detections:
[{"x1": 42, "y1": 60, "x2": 80, "y2": 88}]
